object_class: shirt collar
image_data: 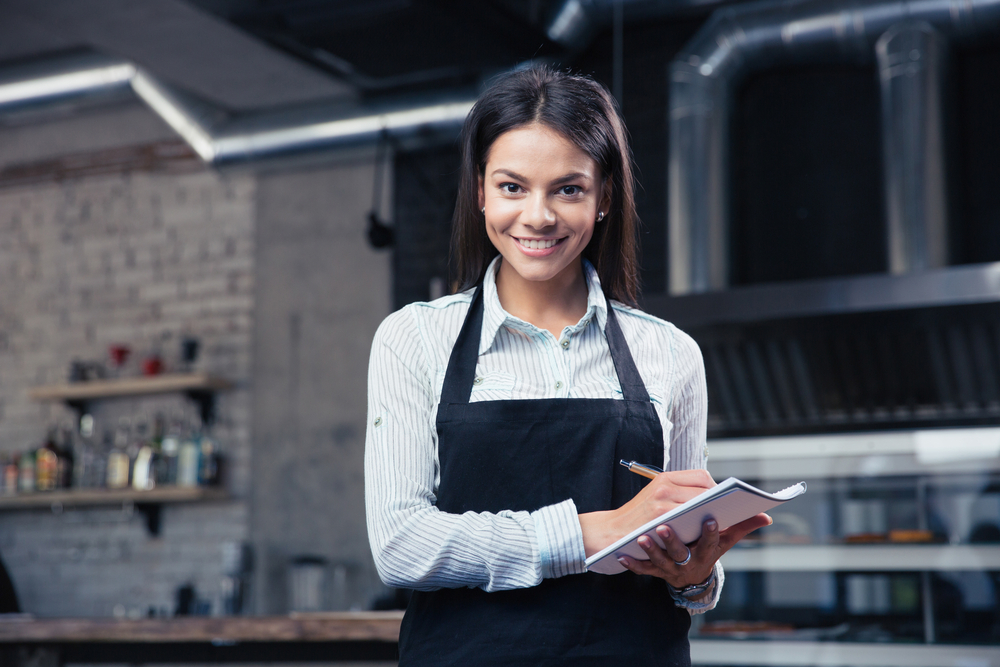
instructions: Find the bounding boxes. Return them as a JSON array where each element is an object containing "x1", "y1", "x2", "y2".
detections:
[{"x1": 478, "y1": 256, "x2": 609, "y2": 355}]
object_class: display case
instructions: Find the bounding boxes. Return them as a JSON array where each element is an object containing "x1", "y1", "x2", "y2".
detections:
[{"x1": 689, "y1": 428, "x2": 1000, "y2": 667}]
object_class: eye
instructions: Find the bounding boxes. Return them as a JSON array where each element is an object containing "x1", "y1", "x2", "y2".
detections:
[
  {"x1": 500, "y1": 182, "x2": 522, "y2": 194},
  {"x1": 558, "y1": 185, "x2": 583, "y2": 196}
]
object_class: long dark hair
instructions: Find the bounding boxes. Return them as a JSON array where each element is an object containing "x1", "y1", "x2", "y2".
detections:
[{"x1": 450, "y1": 64, "x2": 640, "y2": 306}]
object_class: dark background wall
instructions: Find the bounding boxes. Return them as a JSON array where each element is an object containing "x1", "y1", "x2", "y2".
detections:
[{"x1": 392, "y1": 19, "x2": 1000, "y2": 307}]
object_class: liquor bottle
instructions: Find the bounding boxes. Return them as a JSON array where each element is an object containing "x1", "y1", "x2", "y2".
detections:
[
  {"x1": 158, "y1": 414, "x2": 181, "y2": 486},
  {"x1": 73, "y1": 414, "x2": 96, "y2": 489},
  {"x1": 198, "y1": 434, "x2": 221, "y2": 487},
  {"x1": 177, "y1": 424, "x2": 200, "y2": 488},
  {"x1": 36, "y1": 430, "x2": 58, "y2": 492},
  {"x1": 106, "y1": 418, "x2": 131, "y2": 489},
  {"x1": 131, "y1": 416, "x2": 156, "y2": 491},
  {"x1": 4, "y1": 454, "x2": 19, "y2": 494},
  {"x1": 55, "y1": 423, "x2": 74, "y2": 489},
  {"x1": 18, "y1": 449, "x2": 36, "y2": 493}
]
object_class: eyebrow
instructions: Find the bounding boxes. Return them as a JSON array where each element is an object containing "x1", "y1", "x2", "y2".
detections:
[{"x1": 491, "y1": 169, "x2": 591, "y2": 185}]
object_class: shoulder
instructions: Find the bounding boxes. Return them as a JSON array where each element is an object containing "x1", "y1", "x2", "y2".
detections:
[
  {"x1": 609, "y1": 301, "x2": 704, "y2": 366},
  {"x1": 372, "y1": 290, "x2": 475, "y2": 351}
]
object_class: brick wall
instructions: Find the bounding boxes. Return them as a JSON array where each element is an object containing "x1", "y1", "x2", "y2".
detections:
[{"x1": 0, "y1": 167, "x2": 255, "y2": 617}]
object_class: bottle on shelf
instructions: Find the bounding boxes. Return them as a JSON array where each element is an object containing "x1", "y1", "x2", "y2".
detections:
[
  {"x1": 55, "y1": 423, "x2": 74, "y2": 489},
  {"x1": 18, "y1": 449, "x2": 35, "y2": 493},
  {"x1": 0, "y1": 455, "x2": 14, "y2": 495},
  {"x1": 177, "y1": 424, "x2": 201, "y2": 488},
  {"x1": 157, "y1": 414, "x2": 182, "y2": 486},
  {"x1": 72, "y1": 414, "x2": 97, "y2": 489},
  {"x1": 131, "y1": 415, "x2": 157, "y2": 491},
  {"x1": 198, "y1": 433, "x2": 221, "y2": 487},
  {"x1": 35, "y1": 431, "x2": 58, "y2": 492},
  {"x1": 106, "y1": 418, "x2": 131, "y2": 489}
]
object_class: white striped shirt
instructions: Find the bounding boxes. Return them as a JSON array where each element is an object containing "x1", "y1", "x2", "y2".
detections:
[{"x1": 365, "y1": 256, "x2": 722, "y2": 612}]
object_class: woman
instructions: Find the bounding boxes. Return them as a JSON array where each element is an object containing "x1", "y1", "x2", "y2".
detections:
[{"x1": 365, "y1": 65, "x2": 769, "y2": 665}]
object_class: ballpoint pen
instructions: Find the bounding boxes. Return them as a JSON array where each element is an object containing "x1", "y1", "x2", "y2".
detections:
[{"x1": 619, "y1": 459, "x2": 663, "y2": 480}]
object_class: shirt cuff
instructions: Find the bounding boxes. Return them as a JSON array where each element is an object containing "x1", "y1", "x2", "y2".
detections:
[
  {"x1": 531, "y1": 499, "x2": 587, "y2": 579},
  {"x1": 674, "y1": 561, "x2": 725, "y2": 614}
]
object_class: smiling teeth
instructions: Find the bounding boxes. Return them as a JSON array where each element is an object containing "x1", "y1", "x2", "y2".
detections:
[{"x1": 519, "y1": 238, "x2": 559, "y2": 250}]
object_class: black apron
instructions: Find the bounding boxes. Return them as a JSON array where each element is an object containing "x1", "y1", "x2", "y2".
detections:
[{"x1": 398, "y1": 285, "x2": 692, "y2": 666}]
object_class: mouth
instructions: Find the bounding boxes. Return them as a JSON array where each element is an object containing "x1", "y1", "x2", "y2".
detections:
[{"x1": 516, "y1": 237, "x2": 564, "y2": 250}]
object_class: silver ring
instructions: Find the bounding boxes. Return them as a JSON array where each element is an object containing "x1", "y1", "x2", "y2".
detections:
[{"x1": 673, "y1": 547, "x2": 692, "y2": 567}]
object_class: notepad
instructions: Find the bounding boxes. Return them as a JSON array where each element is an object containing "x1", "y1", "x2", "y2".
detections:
[{"x1": 586, "y1": 477, "x2": 807, "y2": 575}]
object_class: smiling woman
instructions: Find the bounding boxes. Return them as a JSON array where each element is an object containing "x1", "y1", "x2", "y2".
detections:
[{"x1": 364, "y1": 65, "x2": 770, "y2": 666}]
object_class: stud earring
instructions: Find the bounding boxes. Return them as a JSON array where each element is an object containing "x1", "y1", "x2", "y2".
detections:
[
  {"x1": 481, "y1": 207, "x2": 486, "y2": 215},
  {"x1": 597, "y1": 211, "x2": 605, "y2": 222}
]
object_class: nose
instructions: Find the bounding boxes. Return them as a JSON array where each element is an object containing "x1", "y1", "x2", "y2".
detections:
[{"x1": 523, "y1": 192, "x2": 556, "y2": 229}]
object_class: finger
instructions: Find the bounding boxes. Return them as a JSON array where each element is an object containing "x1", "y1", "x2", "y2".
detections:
[
  {"x1": 652, "y1": 525, "x2": 691, "y2": 564},
  {"x1": 655, "y1": 469, "x2": 717, "y2": 490},
  {"x1": 638, "y1": 533, "x2": 676, "y2": 571},
  {"x1": 718, "y1": 513, "x2": 772, "y2": 551},
  {"x1": 692, "y1": 518, "x2": 720, "y2": 557},
  {"x1": 617, "y1": 555, "x2": 663, "y2": 578}
]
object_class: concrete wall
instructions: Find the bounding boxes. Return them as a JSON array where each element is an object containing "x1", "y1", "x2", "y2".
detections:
[
  {"x1": 251, "y1": 155, "x2": 393, "y2": 614},
  {"x1": 0, "y1": 100, "x2": 394, "y2": 616}
]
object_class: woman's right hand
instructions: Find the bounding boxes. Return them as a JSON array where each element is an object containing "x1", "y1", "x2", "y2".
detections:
[{"x1": 578, "y1": 469, "x2": 717, "y2": 558}]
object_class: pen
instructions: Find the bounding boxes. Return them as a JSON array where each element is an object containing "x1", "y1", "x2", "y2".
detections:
[{"x1": 620, "y1": 459, "x2": 663, "y2": 480}]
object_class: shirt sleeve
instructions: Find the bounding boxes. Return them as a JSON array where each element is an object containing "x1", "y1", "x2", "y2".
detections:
[
  {"x1": 665, "y1": 328, "x2": 725, "y2": 614},
  {"x1": 364, "y1": 309, "x2": 585, "y2": 593}
]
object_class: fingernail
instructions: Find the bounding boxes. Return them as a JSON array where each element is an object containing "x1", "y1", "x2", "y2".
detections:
[
  {"x1": 618, "y1": 557, "x2": 629, "y2": 567},
  {"x1": 707, "y1": 520, "x2": 718, "y2": 531},
  {"x1": 638, "y1": 536, "x2": 652, "y2": 548}
]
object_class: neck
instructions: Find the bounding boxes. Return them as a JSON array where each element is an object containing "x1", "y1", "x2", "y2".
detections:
[{"x1": 494, "y1": 259, "x2": 590, "y2": 338}]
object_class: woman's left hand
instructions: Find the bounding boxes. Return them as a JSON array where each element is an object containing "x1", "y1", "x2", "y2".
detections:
[{"x1": 617, "y1": 514, "x2": 771, "y2": 595}]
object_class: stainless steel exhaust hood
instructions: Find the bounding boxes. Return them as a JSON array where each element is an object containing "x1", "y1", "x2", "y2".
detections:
[{"x1": 668, "y1": 0, "x2": 1000, "y2": 294}]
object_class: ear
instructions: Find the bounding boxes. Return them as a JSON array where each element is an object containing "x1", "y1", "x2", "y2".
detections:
[
  {"x1": 599, "y1": 177, "x2": 613, "y2": 219},
  {"x1": 478, "y1": 174, "x2": 485, "y2": 211}
]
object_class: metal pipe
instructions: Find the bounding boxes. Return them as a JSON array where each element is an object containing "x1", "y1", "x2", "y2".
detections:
[
  {"x1": 668, "y1": 0, "x2": 1000, "y2": 294},
  {"x1": 0, "y1": 50, "x2": 475, "y2": 165},
  {"x1": 877, "y1": 22, "x2": 948, "y2": 273}
]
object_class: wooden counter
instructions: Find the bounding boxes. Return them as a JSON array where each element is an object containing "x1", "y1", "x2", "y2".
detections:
[{"x1": 0, "y1": 612, "x2": 404, "y2": 664}]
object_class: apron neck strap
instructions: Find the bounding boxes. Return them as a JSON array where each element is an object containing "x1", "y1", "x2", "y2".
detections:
[
  {"x1": 440, "y1": 285, "x2": 485, "y2": 405},
  {"x1": 440, "y1": 285, "x2": 651, "y2": 404},
  {"x1": 602, "y1": 295, "x2": 650, "y2": 402}
]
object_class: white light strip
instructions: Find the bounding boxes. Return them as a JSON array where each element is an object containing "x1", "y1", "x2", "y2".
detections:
[
  {"x1": 0, "y1": 56, "x2": 472, "y2": 164},
  {"x1": 691, "y1": 639, "x2": 1000, "y2": 667},
  {"x1": 216, "y1": 100, "x2": 475, "y2": 160},
  {"x1": 708, "y1": 428, "x2": 1000, "y2": 462},
  {"x1": 720, "y1": 544, "x2": 1000, "y2": 572},
  {"x1": 0, "y1": 64, "x2": 135, "y2": 106},
  {"x1": 129, "y1": 71, "x2": 216, "y2": 162}
]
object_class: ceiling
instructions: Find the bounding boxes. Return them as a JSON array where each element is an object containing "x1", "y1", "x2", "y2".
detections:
[{"x1": 0, "y1": 0, "x2": 733, "y2": 114}]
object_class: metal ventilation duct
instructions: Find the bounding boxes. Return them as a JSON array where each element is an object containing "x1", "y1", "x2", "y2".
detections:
[
  {"x1": 668, "y1": 0, "x2": 1000, "y2": 294},
  {"x1": 0, "y1": 51, "x2": 475, "y2": 165}
]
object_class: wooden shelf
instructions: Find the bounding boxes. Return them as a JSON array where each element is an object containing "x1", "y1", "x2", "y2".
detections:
[
  {"x1": 0, "y1": 486, "x2": 227, "y2": 510},
  {"x1": 721, "y1": 544, "x2": 1000, "y2": 572},
  {"x1": 0, "y1": 612, "x2": 405, "y2": 643},
  {"x1": 28, "y1": 373, "x2": 232, "y2": 402}
]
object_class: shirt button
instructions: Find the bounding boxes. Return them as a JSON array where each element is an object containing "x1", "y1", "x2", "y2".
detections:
[
  {"x1": 373, "y1": 417, "x2": 383, "y2": 427},
  {"x1": 473, "y1": 376, "x2": 483, "y2": 386},
  {"x1": 560, "y1": 339, "x2": 570, "y2": 349},
  {"x1": 555, "y1": 381, "x2": 563, "y2": 390}
]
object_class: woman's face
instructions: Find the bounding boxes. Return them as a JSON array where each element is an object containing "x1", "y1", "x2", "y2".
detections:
[{"x1": 478, "y1": 122, "x2": 609, "y2": 291}]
